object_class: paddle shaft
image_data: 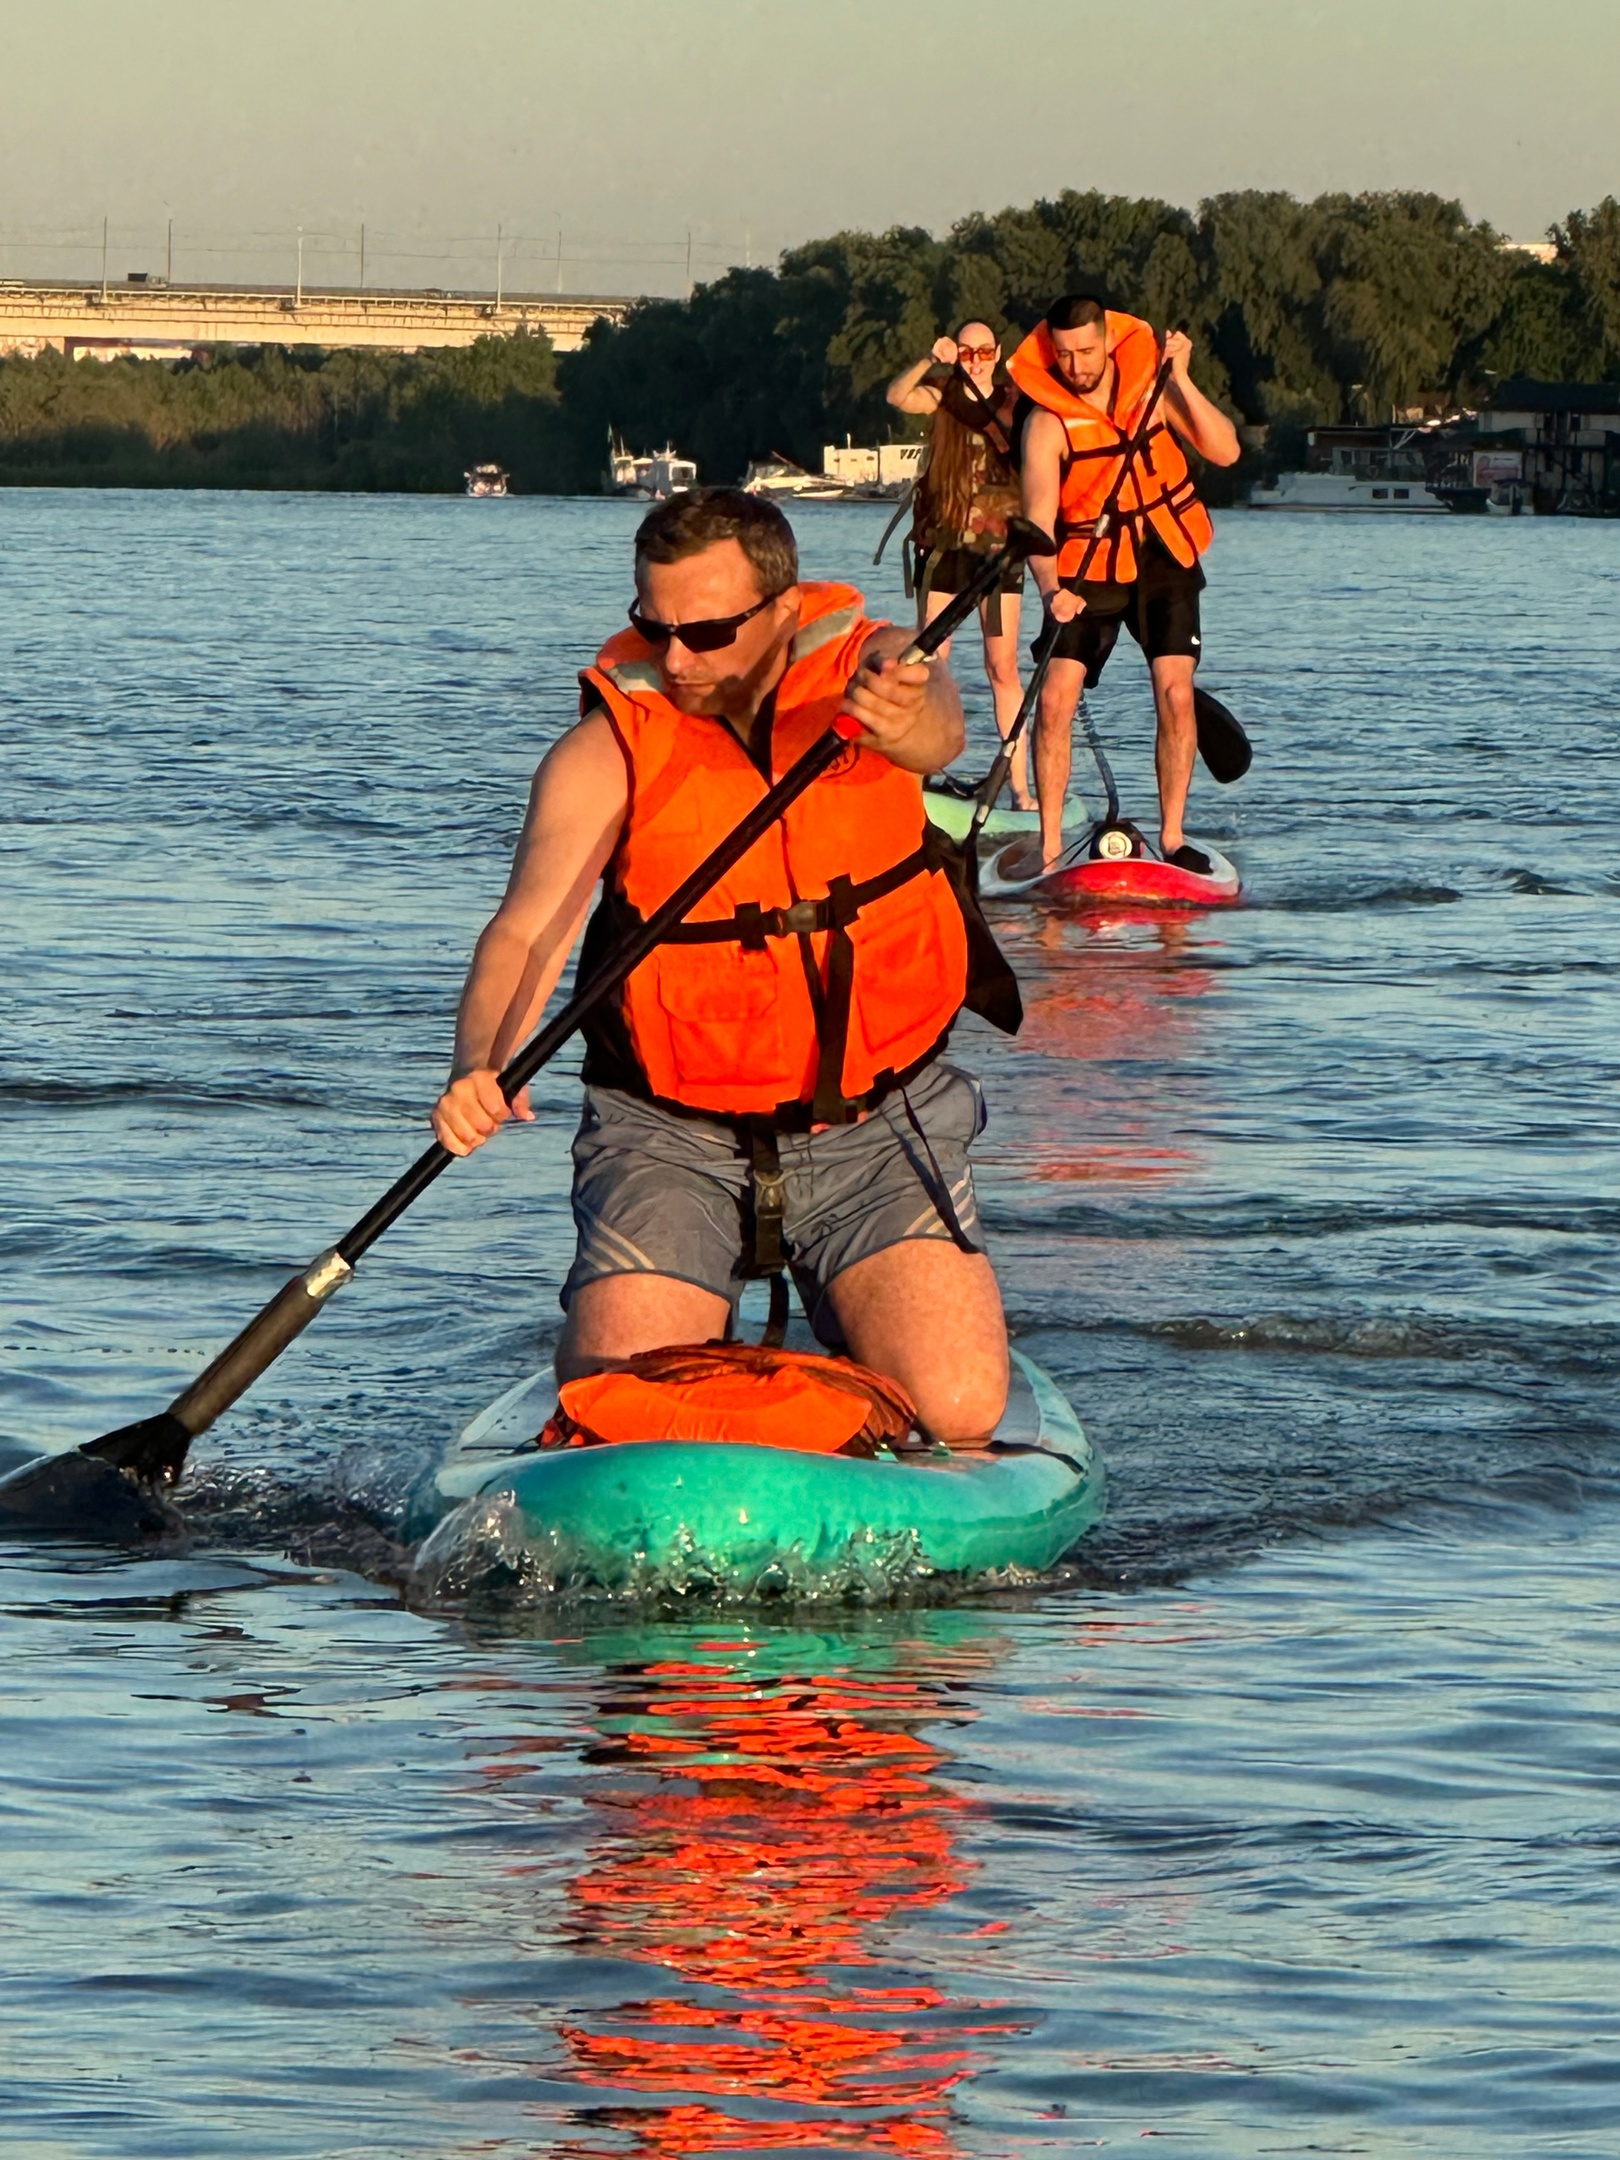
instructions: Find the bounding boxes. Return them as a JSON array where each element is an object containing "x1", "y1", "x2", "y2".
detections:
[
  {"x1": 968, "y1": 618, "x2": 1062, "y2": 845},
  {"x1": 333, "y1": 729, "x2": 855, "y2": 1265},
  {"x1": 118, "y1": 538, "x2": 1028, "y2": 1458}
]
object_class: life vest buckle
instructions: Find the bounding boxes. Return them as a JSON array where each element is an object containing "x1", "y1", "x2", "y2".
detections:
[{"x1": 779, "y1": 898, "x2": 820, "y2": 935}]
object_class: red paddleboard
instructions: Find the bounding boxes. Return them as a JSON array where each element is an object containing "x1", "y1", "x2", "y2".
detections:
[{"x1": 982, "y1": 830, "x2": 1241, "y2": 907}]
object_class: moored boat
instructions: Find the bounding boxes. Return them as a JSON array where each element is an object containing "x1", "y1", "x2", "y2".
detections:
[
  {"x1": 1247, "y1": 470, "x2": 1450, "y2": 513},
  {"x1": 463, "y1": 462, "x2": 509, "y2": 497},
  {"x1": 606, "y1": 432, "x2": 698, "y2": 500},
  {"x1": 411, "y1": 1348, "x2": 1103, "y2": 1602},
  {"x1": 741, "y1": 453, "x2": 851, "y2": 501}
]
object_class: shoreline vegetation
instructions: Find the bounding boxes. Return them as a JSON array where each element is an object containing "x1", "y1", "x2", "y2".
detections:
[{"x1": 2, "y1": 188, "x2": 1617, "y2": 495}]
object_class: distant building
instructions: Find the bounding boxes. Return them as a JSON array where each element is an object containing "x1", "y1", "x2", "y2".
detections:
[
  {"x1": 1476, "y1": 380, "x2": 1620, "y2": 513},
  {"x1": 1284, "y1": 383, "x2": 1620, "y2": 515},
  {"x1": 822, "y1": 442, "x2": 921, "y2": 495}
]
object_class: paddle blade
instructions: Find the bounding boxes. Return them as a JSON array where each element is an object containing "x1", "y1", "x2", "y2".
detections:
[
  {"x1": 1194, "y1": 688, "x2": 1252, "y2": 784},
  {"x1": 1005, "y1": 517, "x2": 1057, "y2": 560},
  {"x1": 0, "y1": 1446, "x2": 181, "y2": 1538},
  {"x1": 86, "y1": 1409, "x2": 193, "y2": 1482}
]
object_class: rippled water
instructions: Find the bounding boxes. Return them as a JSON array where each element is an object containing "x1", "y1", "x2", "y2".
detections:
[{"x1": 3, "y1": 492, "x2": 1618, "y2": 2153}]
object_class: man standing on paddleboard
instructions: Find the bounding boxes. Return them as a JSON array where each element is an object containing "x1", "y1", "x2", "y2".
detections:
[
  {"x1": 1011, "y1": 291, "x2": 1240, "y2": 871},
  {"x1": 430, "y1": 491, "x2": 1020, "y2": 1446}
]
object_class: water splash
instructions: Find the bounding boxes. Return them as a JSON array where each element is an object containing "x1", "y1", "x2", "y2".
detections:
[{"x1": 409, "y1": 1486, "x2": 972, "y2": 1609}]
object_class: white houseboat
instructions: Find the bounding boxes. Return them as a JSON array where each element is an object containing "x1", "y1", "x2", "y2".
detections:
[{"x1": 1247, "y1": 470, "x2": 1451, "y2": 512}]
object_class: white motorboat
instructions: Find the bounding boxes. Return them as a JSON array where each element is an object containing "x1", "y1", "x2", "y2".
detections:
[
  {"x1": 463, "y1": 463, "x2": 509, "y2": 497},
  {"x1": 741, "y1": 454, "x2": 850, "y2": 501}
]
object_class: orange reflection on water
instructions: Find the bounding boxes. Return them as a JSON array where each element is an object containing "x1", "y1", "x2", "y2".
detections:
[
  {"x1": 1000, "y1": 911, "x2": 1223, "y2": 1192},
  {"x1": 538, "y1": 1635, "x2": 1006, "y2": 2157}
]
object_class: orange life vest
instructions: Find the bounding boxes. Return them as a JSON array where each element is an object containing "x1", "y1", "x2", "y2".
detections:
[
  {"x1": 578, "y1": 581, "x2": 972, "y2": 1123},
  {"x1": 1008, "y1": 311, "x2": 1214, "y2": 583}
]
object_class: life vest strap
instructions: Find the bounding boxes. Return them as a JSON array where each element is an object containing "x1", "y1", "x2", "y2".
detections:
[
  {"x1": 1058, "y1": 480, "x2": 1197, "y2": 541},
  {"x1": 662, "y1": 843, "x2": 931, "y2": 950},
  {"x1": 741, "y1": 1121, "x2": 791, "y2": 1345}
]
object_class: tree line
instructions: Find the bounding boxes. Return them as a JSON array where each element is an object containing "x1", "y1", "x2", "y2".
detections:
[
  {"x1": 2, "y1": 188, "x2": 1617, "y2": 492},
  {"x1": 0, "y1": 332, "x2": 563, "y2": 489}
]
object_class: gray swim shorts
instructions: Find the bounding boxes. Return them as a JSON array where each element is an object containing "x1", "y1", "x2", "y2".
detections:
[{"x1": 561, "y1": 1059, "x2": 988, "y2": 1345}]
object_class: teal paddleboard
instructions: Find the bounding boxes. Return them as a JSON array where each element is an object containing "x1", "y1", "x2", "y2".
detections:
[
  {"x1": 922, "y1": 783, "x2": 1086, "y2": 845},
  {"x1": 412, "y1": 1349, "x2": 1103, "y2": 1603}
]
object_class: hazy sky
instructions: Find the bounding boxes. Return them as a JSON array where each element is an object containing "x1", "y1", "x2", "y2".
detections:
[{"x1": 4, "y1": 0, "x2": 1615, "y2": 294}]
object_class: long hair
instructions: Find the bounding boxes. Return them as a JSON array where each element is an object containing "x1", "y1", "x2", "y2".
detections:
[
  {"x1": 918, "y1": 328, "x2": 1011, "y2": 536},
  {"x1": 921, "y1": 400, "x2": 981, "y2": 533}
]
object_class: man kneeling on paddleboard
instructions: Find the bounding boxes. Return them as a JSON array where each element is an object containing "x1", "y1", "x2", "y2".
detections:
[
  {"x1": 431, "y1": 490, "x2": 1020, "y2": 1447},
  {"x1": 1013, "y1": 291, "x2": 1240, "y2": 871}
]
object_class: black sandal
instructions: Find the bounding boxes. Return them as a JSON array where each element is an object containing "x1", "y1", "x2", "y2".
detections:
[{"x1": 1167, "y1": 842, "x2": 1213, "y2": 876}]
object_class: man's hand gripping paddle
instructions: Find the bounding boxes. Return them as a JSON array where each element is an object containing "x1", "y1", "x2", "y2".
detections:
[{"x1": 0, "y1": 520, "x2": 1055, "y2": 1535}]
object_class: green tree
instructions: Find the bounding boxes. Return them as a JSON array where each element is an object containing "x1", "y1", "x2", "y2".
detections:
[
  {"x1": 1557, "y1": 197, "x2": 1620, "y2": 374},
  {"x1": 1307, "y1": 193, "x2": 1505, "y2": 418},
  {"x1": 1197, "y1": 191, "x2": 1334, "y2": 424},
  {"x1": 0, "y1": 333, "x2": 560, "y2": 489},
  {"x1": 1473, "y1": 257, "x2": 1590, "y2": 386}
]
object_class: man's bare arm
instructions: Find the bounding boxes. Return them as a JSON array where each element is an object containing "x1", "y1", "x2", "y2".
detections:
[
  {"x1": 1160, "y1": 329, "x2": 1241, "y2": 466},
  {"x1": 432, "y1": 713, "x2": 627, "y2": 1155},
  {"x1": 841, "y1": 625, "x2": 965, "y2": 773},
  {"x1": 1020, "y1": 408, "x2": 1083, "y2": 618}
]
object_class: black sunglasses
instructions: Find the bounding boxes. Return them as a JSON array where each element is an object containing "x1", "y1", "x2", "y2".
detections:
[{"x1": 628, "y1": 588, "x2": 785, "y2": 653}]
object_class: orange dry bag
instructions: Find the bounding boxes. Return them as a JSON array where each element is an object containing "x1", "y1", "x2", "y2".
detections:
[{"x1": 542, "y1": 1343, "x2": 918, "y2": 1457}]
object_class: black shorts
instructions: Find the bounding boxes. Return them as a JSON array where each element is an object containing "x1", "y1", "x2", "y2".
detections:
[
  {"x1": 922, "y1": 546, "x2": 1027, "y2": 598},
  {"x1": 1047, "y1": 536, "x2": 1205, "y2": 686}
]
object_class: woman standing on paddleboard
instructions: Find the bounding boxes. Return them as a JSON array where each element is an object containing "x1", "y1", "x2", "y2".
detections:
[{"x1": 887, "y1": 322, "x2": 1034, "y2": 810}]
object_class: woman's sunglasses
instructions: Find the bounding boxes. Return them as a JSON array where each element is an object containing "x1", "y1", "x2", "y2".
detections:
[
  {"x1": 956, "y1": 344, "x2": 997, "y2": 362},
  {"x1": 628, "y1": 588, "x2": 785, "y2": 653}
]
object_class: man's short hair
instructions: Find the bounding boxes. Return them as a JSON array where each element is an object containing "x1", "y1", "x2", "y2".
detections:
[
  {"x1": 634, "y1": 488, "x2": 798, "y2": 595},
  {"x1": 1045, "y1": 291, "x2": 1108, "y2": 333}
]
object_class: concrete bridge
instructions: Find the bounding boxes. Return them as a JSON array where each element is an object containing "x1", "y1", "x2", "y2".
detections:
[{"x1": 0, "y1": 280, "x2": 632, "y2": 360}]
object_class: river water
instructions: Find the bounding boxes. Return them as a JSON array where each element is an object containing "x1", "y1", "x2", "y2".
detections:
[{"x1": 3, "y1": 492, "x2": 1617, "y2": 2155}]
